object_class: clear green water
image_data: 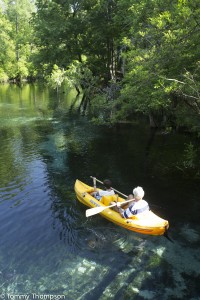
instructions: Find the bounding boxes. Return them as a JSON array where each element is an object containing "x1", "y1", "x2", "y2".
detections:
[{"x1": 0, "y1": 83, "x2": 200, "y2": 300}]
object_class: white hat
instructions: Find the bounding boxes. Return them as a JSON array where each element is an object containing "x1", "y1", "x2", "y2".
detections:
[{"x1": 133, "y1": 186, "x2": 144, "y2": 200}]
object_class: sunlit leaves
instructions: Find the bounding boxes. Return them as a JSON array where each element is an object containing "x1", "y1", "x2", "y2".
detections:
[
  {"x1": 0, "y1": 0, "x2": 36, "y2": 80},
  {"x1": 0, "y1": 10, "x2": 15, "y2": 81},
  {"x1": 113, "y1": 0, "x2": 200, "y2": 128},
  {"x1": 149, "y1": 11, "x2": 172, "y2": 29},
  {"x1": 47, "y1": 64, "x2": 65, "y2": 90},
  {"x1": 1, "y1": 0, "x2": 200, "y2": 131}
]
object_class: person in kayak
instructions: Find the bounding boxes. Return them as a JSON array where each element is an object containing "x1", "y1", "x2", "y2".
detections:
[
  {"x1": 112, "y1": 186, "x2": 149, "y2": 218},
  {"x1": 90, "y1": 179, "x2": 115, "y2": 201}
]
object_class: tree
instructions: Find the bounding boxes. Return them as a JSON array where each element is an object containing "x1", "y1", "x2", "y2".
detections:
[
  {"x1": 33, "y1": 0, "x2": 124, "y2": 84},
  {"x1": 114, "y1": 0, "x2": 200, "y2": 128},
  {"x1": 0, "y1": 9, "x2": 15, "y2": 81},
  {"x1": 4, "y1": 0, "x2": 36, "y2": 80}
]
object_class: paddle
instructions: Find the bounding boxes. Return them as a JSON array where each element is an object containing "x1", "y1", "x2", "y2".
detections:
[
  {"x1": 90, "y1": 176, "x2": 128, "y2": 198},
  {"x1": 90, "y1": 176, "x2": 161, "y2": 210},
  {"x1": 86, "y1": 197, "x2": 135, "y2": 217},
  {"x1": 93, "y1": 176, "x2": 97, "y2": 191}
]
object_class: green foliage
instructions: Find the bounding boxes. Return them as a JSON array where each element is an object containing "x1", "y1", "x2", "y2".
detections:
[
  {"x1": 1, "y1": 0, "x2": 200, "y2": 134},
  {"x1": 32, "y1": 0, "x2": 123, "y2": 83},
  {"x1": 0, "y1": 9, "x2": 16, "y2": 81},
  {"x1": 47, "y1": 64, "x2": 65, "y2": 90},
  {"x1": 65, "y1": 61, "x2": 89, "y2": 89},
  {"x1": 182, "y1": 143, "x2": 197, "y2": 169},
  {"x1": 90, "y1": 82, "x2": 121, "y2": 124},
  {"x1": 103, "y1": 0, "x2": 199, "y2": 128},
  {"x1": 176, "y1": 142, "x2": 200, "y2": 178},
  {"x1": 0, "y1": 69, "x2": 9, "y2": 82},
  {"x1": 0, "y1": 0, "x2": 36, "y2": 81}
]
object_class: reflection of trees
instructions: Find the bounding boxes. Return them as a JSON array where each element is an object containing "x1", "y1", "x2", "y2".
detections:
[
  {"x1": 0, "y1": 122, "x2": 45, "y2": 189},
  {"x1": 0, "y1": 128, "x2": 23, "y2": 187},
  {"x1": 0, "y1": 84, "x2": 52, "y2": 190},
  {"x1": 65, "y1": 121, "x2": 151, "y2": 191}
]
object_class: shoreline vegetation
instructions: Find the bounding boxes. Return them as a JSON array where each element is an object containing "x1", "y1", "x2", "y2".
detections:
[
  {"x1": 0, "y1": 0, "x2": 200, "y2": 131},
  {"x1": 1, "y1": 0, "x2": 200, "y2": 177}
]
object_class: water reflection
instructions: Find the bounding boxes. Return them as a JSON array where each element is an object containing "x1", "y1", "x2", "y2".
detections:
[{"x1": 0, "y1": 84, "x2": 200, "y2": 299}]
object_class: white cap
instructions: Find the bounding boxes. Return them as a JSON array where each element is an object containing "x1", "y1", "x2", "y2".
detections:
[{"x1": 133, "y1": 186, "x2": 144, "y2": 200}]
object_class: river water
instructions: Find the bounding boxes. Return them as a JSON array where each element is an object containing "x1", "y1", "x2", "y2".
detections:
[{"x1": 0, "y1": 83, "x2": 200, "y2": 300}]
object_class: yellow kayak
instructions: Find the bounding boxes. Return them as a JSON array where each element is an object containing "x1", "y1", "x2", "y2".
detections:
[{"x1": 74, "y1": 179, "x2": 169, "y2": 236}]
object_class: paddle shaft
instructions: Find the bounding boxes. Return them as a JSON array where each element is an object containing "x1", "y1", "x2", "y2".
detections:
[
  {"x1": 93, "y1": 177, "x2": 97, "y2": 192},
  {"x1": 89, "y1": 176, "x2": 161, "y2": 210},
  {"x1": 86, "y1": 197, "x2": 135, "y2": 217},
  {"x1": 90, "y1": 176, "x2": 128, "y2": 198}
]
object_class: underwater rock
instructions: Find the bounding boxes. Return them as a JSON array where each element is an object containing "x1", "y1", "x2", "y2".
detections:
[
  {"x1": 85, "y1": 228, "x2": 106, "y2": 249},
  {"x1": 87, "y1": 239, "x2": 97, "y2": 249},
  {"x1": 78, "y1": 266, "x2": 86, "y2": 274}
]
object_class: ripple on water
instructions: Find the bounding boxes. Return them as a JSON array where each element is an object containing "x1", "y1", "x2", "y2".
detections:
[{"x1": 0, "y1": 175, "x2": 28, "y2": 202}]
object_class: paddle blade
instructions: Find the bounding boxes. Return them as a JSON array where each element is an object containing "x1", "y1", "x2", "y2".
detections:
[{"x1": 86, "y1": 206, "x2": 106, "y2": 217}]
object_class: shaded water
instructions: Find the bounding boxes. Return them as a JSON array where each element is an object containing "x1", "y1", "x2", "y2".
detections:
[{"x1": 0, "y1": 83, "x2": 200, "y2": 299}]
